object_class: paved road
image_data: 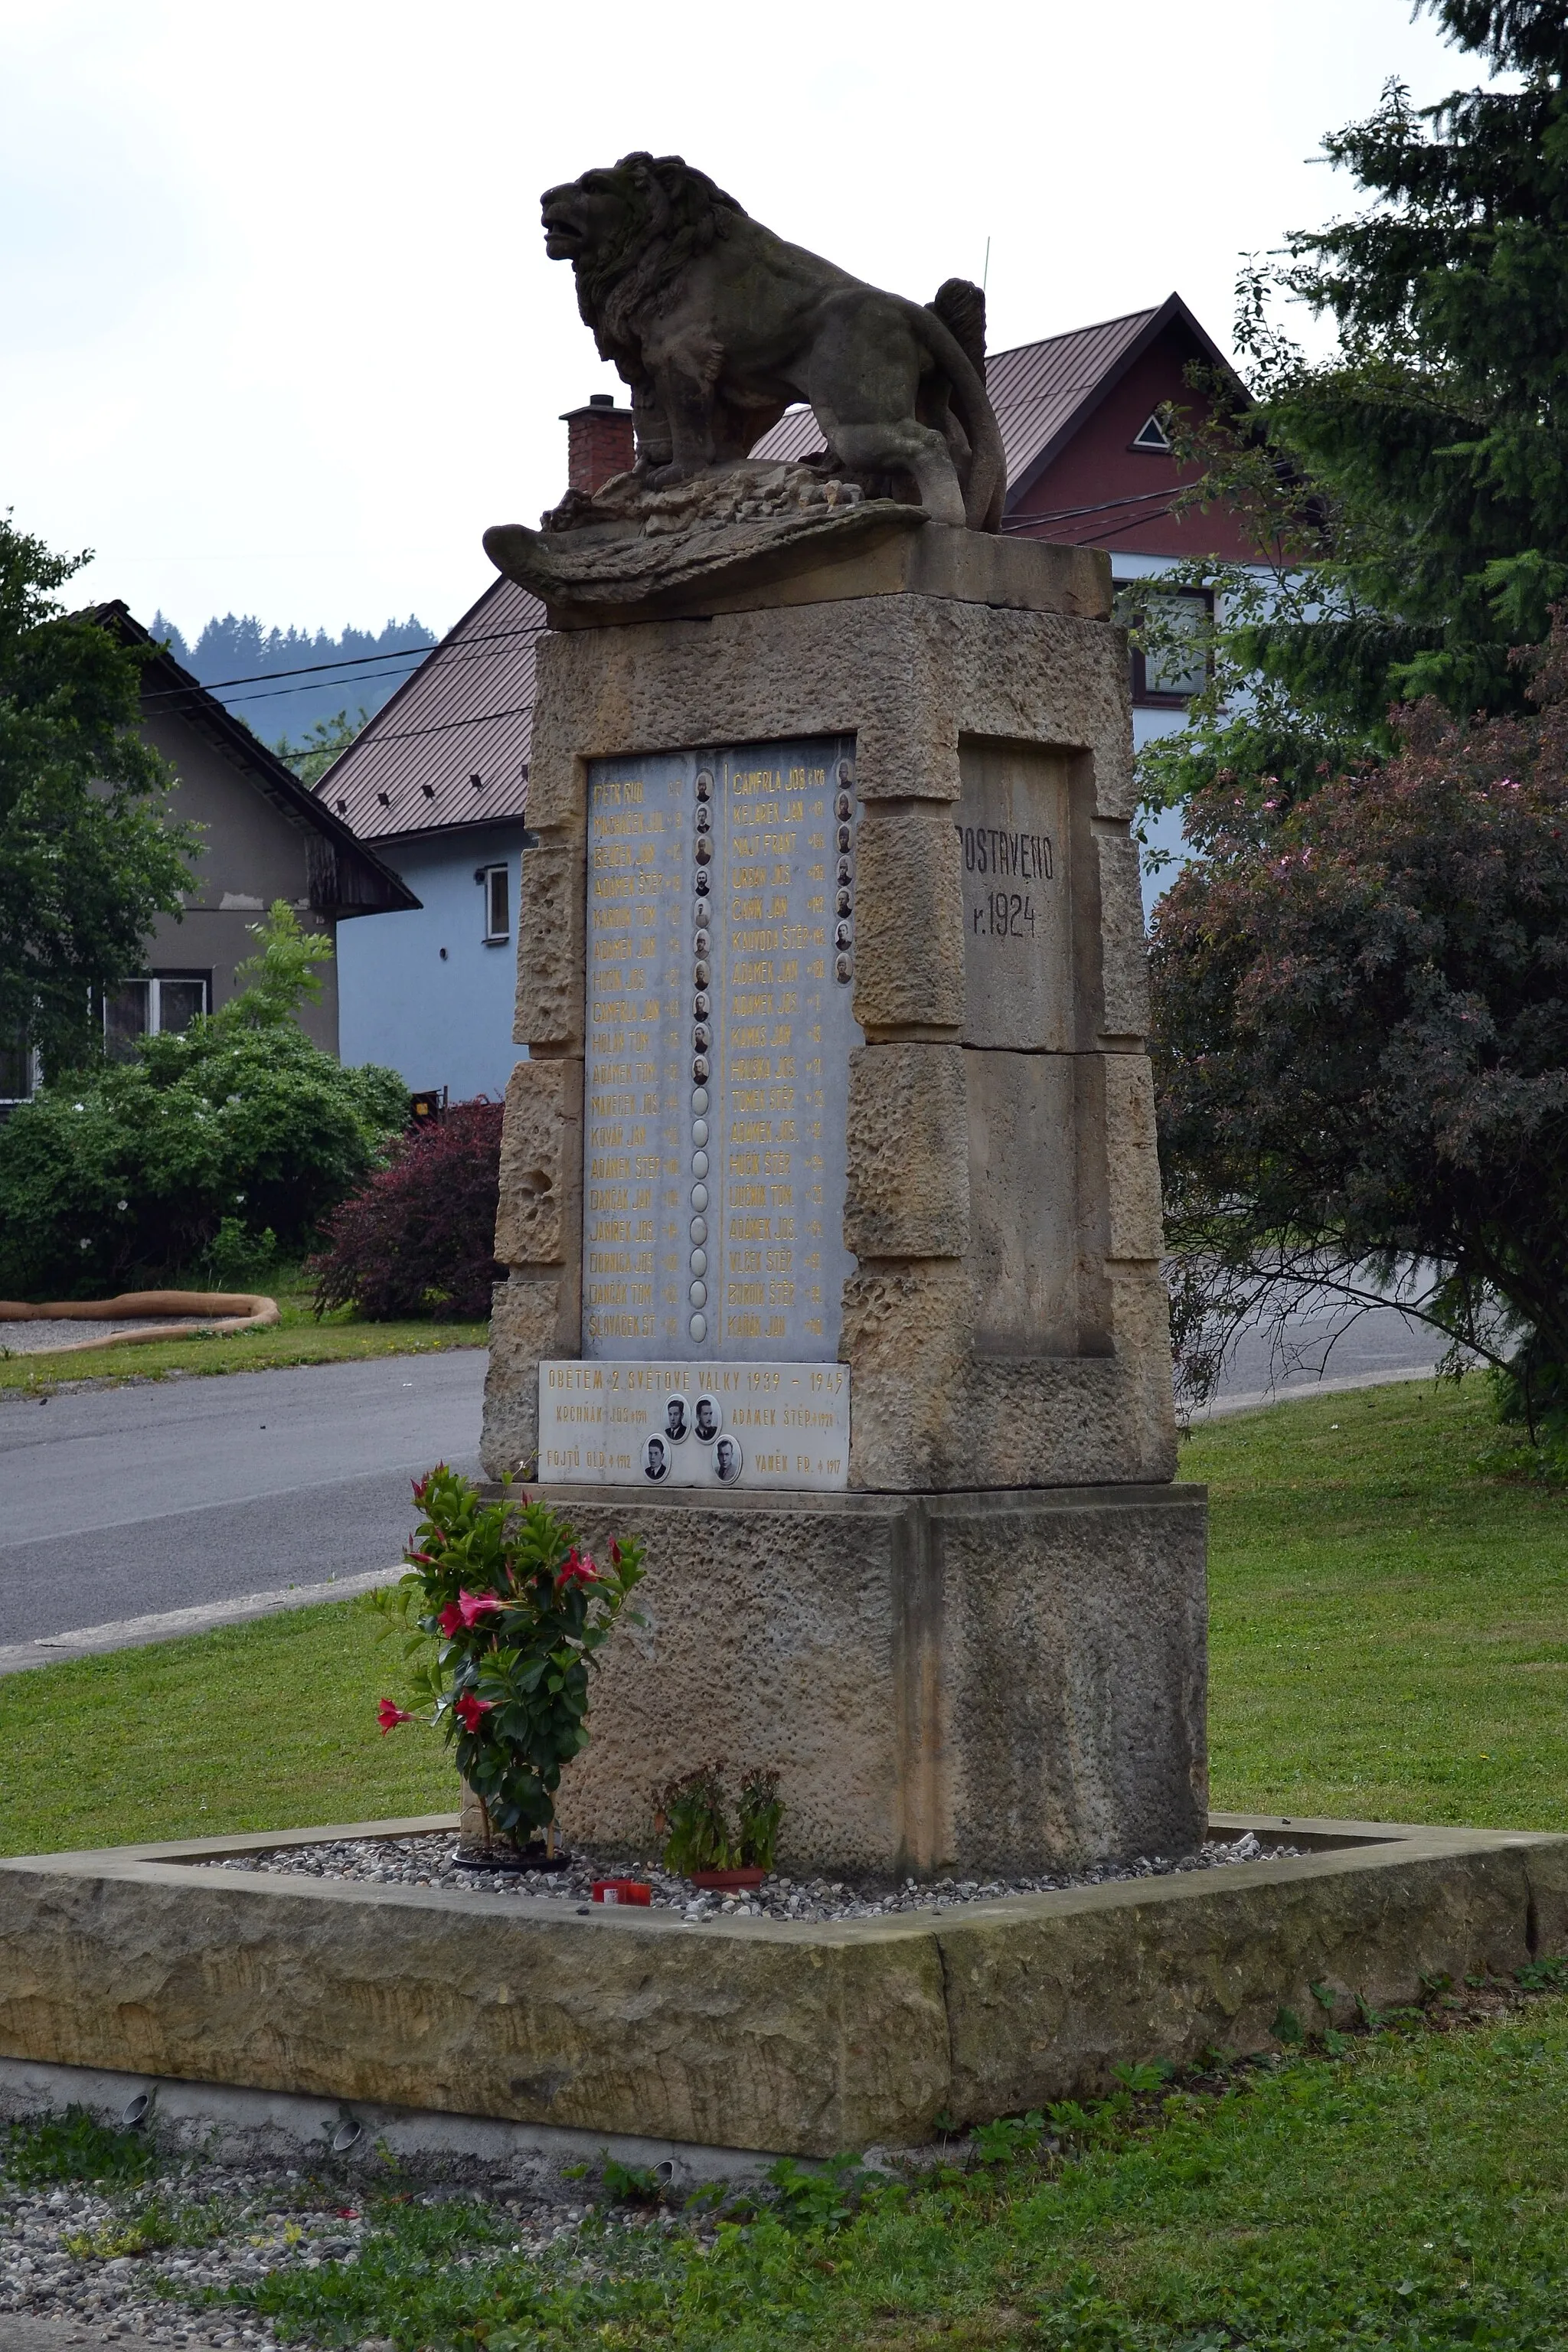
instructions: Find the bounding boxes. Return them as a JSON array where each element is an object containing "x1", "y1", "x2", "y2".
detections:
[
  {"x1": 0, "y1": 1354, "x2": 485, "y2": 1647},
  {"x1": 1208, "y1": 1292, "x2": 1442, "y2": 1413}
]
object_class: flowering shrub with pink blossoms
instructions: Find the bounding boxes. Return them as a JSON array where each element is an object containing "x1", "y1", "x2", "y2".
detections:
[{"x1": 373, "y1": 1464, "x2": 645, "y2": 1850}]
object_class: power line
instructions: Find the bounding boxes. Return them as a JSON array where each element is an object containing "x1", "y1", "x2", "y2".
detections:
[
  {"x1": 142, "y1": 616, "x2": 549, "y2": 704},
  {"x1": 1001, "y1": 486, "x2": 1181, "y2": 531},
  {"x1": 321, "y1": 699, "x2": 536, "y2": 756}
]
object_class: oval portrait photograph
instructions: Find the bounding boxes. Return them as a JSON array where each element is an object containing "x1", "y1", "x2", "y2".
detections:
[
  {"x1": 692, "y1": 1393, "x2": 722, "y2": 1444},
  {"x1": 662, "y1": 1393, "x2": 690, "y2": 1445},
  {"x1": 642, "y1": 1433, "x2": 671, "y2": 1482},
  {"x1": 714, "y1": 1434, "x2": 743, "y2": 1485}
]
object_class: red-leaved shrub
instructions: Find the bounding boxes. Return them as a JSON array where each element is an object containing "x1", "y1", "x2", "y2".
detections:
[{"x1": 309, "y1": 1097, "x2": 504, "y2": 1321}]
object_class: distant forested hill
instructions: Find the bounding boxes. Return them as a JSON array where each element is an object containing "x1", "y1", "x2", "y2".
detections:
[{"x1": 150, "y1": 612, "x2": 436, "y2": 752}]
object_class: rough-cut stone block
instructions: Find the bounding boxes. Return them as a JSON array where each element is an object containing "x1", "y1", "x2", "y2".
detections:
[
  {"x1": 494, "y1": 1059, "x2": 581, "y2": 1269},
  {"x1": 844, "y1": 1045, "x2": 969, "y2": 1259},
  {"x1": 1096, "y1": 829, "x2": 1152, "y2": 1039},
  {"x1": 1102, "y1": 1265, "x2": 1179, "y2": 1478},
  {"x1": 5, "y1": 1818, "x2": 1563, "y2": 2158},
  {"x1": 852, "y1": 802, "x2": 965, "y2": 1033},
  {"x1": 840, "y1": 1259, "x2": 972, "y2": 1488},
  {"x1": 514, "y1": 843, "x2": 584, "y2": 1051},
  {"x1": 482, "y1": 1276, "x2": 576, "y2": 1479},
  {"x1": 539, "y1": 1482, "x2": 1207, "y2": 1877},
  {"x1": 1103, "y1": 1055, "x2": 1164, "y2": 1262},
  {"x1": 0, "y1": 1841, "x2": 950, "y2": 2157}
]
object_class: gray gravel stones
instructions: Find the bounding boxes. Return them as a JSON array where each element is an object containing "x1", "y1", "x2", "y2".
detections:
[
  {"x1": 0, "y1": 2162, "x2": 574, "y2": 2349},
  {"x1": 199, "y1": 1828, "x2": 1296, "y2": 1924}
]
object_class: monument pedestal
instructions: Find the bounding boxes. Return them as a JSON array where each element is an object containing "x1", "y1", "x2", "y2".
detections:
[
  {"x1": 483, "y1": 518, "x2": 1207, "y2": 1875},
  {"x1": 536, "y1": 1481, "x2": 1207, "y2": 1880}
]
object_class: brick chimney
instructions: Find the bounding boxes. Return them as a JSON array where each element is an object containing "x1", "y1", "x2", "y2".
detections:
[{"x1": 561, "y1": 394, "x2": 636, "y2": 495}]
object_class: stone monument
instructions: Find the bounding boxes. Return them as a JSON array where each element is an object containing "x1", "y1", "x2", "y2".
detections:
[{"x1": 480, "y1": 152, "x2": 1207, "y2": 1879}]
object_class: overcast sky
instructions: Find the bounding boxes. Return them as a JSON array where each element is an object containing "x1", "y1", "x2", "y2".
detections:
[{"x1": 1, "y1": 0, "x2": 1475, "y2": 645}]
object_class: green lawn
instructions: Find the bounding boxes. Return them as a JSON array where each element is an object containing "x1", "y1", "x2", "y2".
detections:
[
  {"x1": 240, "y1": 1995, "x2": 1568, "y2": 2350},
  {"x1": 2, "y1": 1372, "x2": 1565, "y2": 1858},
  {"x1": 1191, "y1": 1374, "x2": 1568, "y2": 1829},
  {"x1": 0, "y1": 1278, "x2": 486, "y2": 1394},
  {"x1": 0, "y1": 1596, "x2": 456, "y2": 1854}
]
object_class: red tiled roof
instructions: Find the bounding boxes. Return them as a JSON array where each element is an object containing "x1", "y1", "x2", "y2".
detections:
[{"x1": 314, "y1": 577, "x2": 541, "y2": 843}]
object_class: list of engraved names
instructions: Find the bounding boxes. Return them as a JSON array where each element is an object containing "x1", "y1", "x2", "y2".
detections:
[{"x1": 583, "y1": 736, "x2": 860, "y2": 1363}]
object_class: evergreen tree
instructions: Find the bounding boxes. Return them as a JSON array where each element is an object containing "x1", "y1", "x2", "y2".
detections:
[
  {"x1": 149, "y1": 609, "x2": 434, "y2": 744},
  {"x1": 1139, "y1": 0, "x2": 1568, "y2": 822}
]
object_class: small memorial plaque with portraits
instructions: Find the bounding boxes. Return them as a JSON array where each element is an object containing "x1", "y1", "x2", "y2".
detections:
[{"x1": 537, "y1": 1360, "x2": 850, "y2": 1491}]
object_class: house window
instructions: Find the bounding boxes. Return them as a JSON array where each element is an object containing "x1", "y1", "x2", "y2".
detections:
[
  {"x1": 1130, "y1": 412, "x2": 1172, "y2": 453},
  {"x1": 0, "y1": 1033, "x2": 37, "y2": 1106},
  {"x1": 1125, "y1": 587, "x2": 1211, "y2": 707},
  {"x1": 479, "y1": 864, "x2": 510, "y2": 944},
  {"x1": 103, "y1": 972, "x2": 211, "y2": 1061}
]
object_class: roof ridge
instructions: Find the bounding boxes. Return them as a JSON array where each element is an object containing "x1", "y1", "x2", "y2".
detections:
[{"x1": 986, "y1": 302, "x2": 1163, "y2": 365}]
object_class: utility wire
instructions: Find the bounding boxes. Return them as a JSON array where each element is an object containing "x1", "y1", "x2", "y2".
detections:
[
  {"x1": 1001, "y1": 486, "x2": 1183, "y2": 530},
  {"x1": 320, "y1": 700, "x2": 536, "y2": 756},
  {"x1": 142, "y1": 616, "x2": 549, "y2": 703}
]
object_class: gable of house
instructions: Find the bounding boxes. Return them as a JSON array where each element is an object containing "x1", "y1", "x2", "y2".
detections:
[{"x1": 99, "y1": 603, "x2": 415, "y2": 1057}]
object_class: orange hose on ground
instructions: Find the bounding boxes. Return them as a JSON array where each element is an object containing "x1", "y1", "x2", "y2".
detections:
[{"x1": 0, "y1": 1292, "x2": 281, "y2": 1353}]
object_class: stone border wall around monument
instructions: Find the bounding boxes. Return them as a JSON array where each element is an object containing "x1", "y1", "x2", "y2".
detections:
[
  {"x1": 484, "y1": 536, "x2": 1178, "y2": 1495},
  {"x1": 5, "y1": 1815, "x2": 1563, "y2": 2161}
]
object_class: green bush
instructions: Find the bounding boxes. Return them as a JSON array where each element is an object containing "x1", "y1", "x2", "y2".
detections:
[{"x1": 0, "y1": 1007, "x2": 407, "y2": 1300}]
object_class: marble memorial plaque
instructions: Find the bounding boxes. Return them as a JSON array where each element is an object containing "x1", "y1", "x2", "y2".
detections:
[
  {"x1": 583, "y1": 735, "x2": 860, "y2": 1363},
  {"x1": 538, "y1": 1358, "x2": 850, "y2": 1490},
  {"x1": 956, "y1": 741, "x2": 1074, "y2": 1050}
]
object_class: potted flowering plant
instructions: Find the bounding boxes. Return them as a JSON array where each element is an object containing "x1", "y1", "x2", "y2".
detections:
[
  {"x1": 655, "y1": 1761, "x2": 783, "y2": 1890},
  {"x1": 374, "y1": 1464, "x2": 645, "y2": 1859}
]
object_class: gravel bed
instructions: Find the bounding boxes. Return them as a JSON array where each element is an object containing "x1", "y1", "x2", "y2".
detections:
[
  {"x1": 0, "y1": 1320, "x2": 157, "y2": 1355},
  {"x1": 198, "y1": 1828, "x2": 1298, "y2": 1922},
  {"x1": 0, "y1": 2161, "x2": 597, "y2": 2347}
]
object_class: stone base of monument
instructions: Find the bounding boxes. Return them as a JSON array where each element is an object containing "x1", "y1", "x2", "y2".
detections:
[
  {"x1": 506, "y1": 1483, "x2": 1209, "y2": 1879},
  {"x1": 4, "y1": 1815, "x2": 1564, "y2": 2164}
]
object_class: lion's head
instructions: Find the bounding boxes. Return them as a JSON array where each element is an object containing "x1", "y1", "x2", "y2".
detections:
[{"x1": 541, "y1": 153, "x2": 744, "y2": 371}]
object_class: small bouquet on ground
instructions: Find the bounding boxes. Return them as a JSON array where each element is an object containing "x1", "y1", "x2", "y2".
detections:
[
  {"x1": 655, "y1": 1759, "x2": 783, "y2": 1882},
  {"x1": 372, "y1": 1465, "x2": 646, "y2": 1855}
]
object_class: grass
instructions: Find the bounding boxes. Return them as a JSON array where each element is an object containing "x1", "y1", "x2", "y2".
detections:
[
  {"x1": 248, "y1": 1997, "x2": 1568, "y2": 2349},
  {"x1": 0, "y1": 1596, "x2": 456, "y2": 1854},
  {"x1": 2, "y1": 1370, "x2": 1566, "y2": 1858},
  {"x1": 10, "y1": 1986, "x2": 1568, "y2": 2349},
  {"x1": 0, "y1": 1272, "x2": 485, "y2": 1394},
  {"x1": 1187, "y1": 1372, "x2": 1568, "y2": 1829}
]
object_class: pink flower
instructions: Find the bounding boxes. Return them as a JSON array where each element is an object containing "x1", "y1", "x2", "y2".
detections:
[
  {"x1": 377, "y1": 1699, "x2": 414, "y2": 1735},
  {"x1": 557, "y1": 1547, "x2": 599, "y2": 1590},
  {"x1": 437, "y1": 1602, "x2": 464, "y2": 1638},
  {"x1": 459, "y1": 1589, "x2": 505, "y2": 1627},
  {"x1": 453, "y1": 1693, "x2": 493, "y2": 1733}
]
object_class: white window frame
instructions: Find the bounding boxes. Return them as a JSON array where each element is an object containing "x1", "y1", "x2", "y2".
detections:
[
  {"x1": 103, "y1": 972, "x2": 211, "y2": 1054},
  {"x1": 479, "y1": 862, "x2": 510, "y2": 945},
  {"x1": 0, "y1": 1039, "x2": 40, "y2": 1107}
]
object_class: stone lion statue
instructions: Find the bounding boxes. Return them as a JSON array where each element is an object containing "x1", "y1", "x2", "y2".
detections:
[{"x1": 541, "y1": 152, "x2": 1006, "y2": 532}]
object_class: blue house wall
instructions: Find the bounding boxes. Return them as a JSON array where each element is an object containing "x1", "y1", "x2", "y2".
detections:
[{"x1": 335, "y1": 823, "x2": 528, "y2": 1100}]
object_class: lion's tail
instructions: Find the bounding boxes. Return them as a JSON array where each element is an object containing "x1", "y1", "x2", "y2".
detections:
[{"x1": 920, "y1": 279, "x2": 1006, "y2": 533}]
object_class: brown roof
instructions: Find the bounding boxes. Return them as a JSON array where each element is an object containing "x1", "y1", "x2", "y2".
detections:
[
  {"x1": 313, "y1": 576, "x2": 542, "y2": 844},
  {"x1": 750, "y1": 293, "x2": 1233, "y2": 514}
]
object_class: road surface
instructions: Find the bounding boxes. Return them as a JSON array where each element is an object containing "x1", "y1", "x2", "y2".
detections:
[
  {"x1": 0, "y1": 1291, "x2": 1448, "y2": 1658},
  {"x1": 0, "y1": 1353, "x2": 485, "y2": 1648}
]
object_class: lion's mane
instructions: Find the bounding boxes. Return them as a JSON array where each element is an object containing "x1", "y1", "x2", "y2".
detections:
[{"x1": 573, "y1": 152, "x2": 746, "y2": 379}]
